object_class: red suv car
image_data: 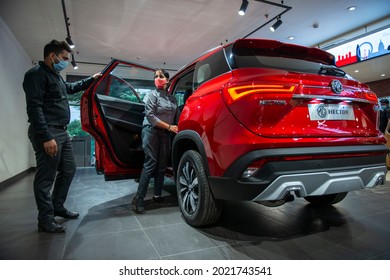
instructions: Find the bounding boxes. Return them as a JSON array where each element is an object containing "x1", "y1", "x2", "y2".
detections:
[{"x1": 81, "y1": 38, "x2": 388, "y2": 227}]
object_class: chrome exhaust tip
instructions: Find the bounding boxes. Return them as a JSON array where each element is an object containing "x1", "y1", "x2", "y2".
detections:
[{"x1": 374, "y1": 174, "x2": 385, "y2": 186}]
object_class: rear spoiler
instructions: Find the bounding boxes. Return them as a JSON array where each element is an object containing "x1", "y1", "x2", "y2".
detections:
[{"x1": 233, "y1": 39, "x2": 336, "y2": 66}]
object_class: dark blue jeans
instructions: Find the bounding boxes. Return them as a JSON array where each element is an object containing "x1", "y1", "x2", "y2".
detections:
[
  {"x1": 136, "y1": 126, "x2": 170, "y2": 198},
  {"x1": 28, "y1": 125, "x2": 76, "y2": 223}
]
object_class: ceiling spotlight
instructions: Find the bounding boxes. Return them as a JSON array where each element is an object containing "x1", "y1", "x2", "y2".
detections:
[
  {"x1": 66, "y1": 36, "x2": 75, "y2": 48},
  {"x1": 71, "y1": 54, "x2": 78, "y2": 69},
  {"x1": 288, "y1": 36, "x2": 295, "y2": 40},
  {"x1": 347, "y1": 6, "x2": 356, "y2": 11},
  {"x1": 270, "y1": 17, "x2": 283, "y2": 32},
  {"x1": 71, "y1": 60, "x2": 78, "y2": 70},
  {"x1": 238, "y1": 0, "x2": 249, "y2": 16}
]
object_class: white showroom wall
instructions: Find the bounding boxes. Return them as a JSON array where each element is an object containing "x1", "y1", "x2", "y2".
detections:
[
  {"x1": 0, "y1": 16, "x2": 35, "y2": 182},
  {"x1": 0, "y1": 16, "x2": 103, "y2": 183}
]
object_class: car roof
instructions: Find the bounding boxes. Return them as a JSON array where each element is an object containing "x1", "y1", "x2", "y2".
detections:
[{"x1": 173, "y1": 38, "x2": 336, "y2": 78}]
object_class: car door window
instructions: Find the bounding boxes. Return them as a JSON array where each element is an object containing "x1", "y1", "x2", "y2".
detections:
[
  {"x1": 193, "y1": 49, "x2": 230, "y2": 90},
  {"x1": 95, "y1": 63, "x2": 155, "y2": 103},
  {"x1": 172, "y1": 70, "x2": 194, "y2": 108}
]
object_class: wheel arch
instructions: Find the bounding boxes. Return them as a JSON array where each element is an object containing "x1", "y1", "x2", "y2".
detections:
[{"x1": 172, "y1": 130, "x2": 210, "y2": 177}]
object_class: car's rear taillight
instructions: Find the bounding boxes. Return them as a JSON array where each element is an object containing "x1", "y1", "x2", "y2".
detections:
[
  {"x1": 224, "y1": 83, "x2": 296, "y2": 105},
  {"x1": 362, "y1": 88, "x2": 379, "y2": 103}
]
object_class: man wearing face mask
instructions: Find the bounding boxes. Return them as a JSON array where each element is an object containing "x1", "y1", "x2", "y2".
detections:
[
  {"x1": 132, "y1": 69, "x2": 179, "y2": 214},
  {"x1": 379, "y1": 98, "x2": 390, "y2": 169},
  {"x1": 23, "y1": 39, "x2": 101, "y2": 233},
  {"x1": 380, "y1": 99, "x2": 390, "y2": 134}
]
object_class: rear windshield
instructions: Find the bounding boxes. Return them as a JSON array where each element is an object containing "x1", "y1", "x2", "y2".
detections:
[{"x1": 231, "y1": 47, "x2": 350, "y2": 78}]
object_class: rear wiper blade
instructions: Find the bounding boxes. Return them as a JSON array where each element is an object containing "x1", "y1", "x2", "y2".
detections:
[{"x1": 319, "y1": 66, "x2": 346, "y2": 77}]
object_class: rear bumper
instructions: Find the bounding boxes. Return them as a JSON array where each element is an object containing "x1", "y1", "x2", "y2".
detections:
[{"x1": 208, "y1": 145, "x2": 388, "y2": 201}]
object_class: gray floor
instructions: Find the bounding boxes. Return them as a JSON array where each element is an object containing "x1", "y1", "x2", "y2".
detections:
[{"x1": 1, "y1": 167, "x2": 390, "y2": 260}]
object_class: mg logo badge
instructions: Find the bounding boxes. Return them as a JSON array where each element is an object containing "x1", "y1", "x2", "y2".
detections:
[
  {"x1": 316, "y1": 105, "x2": 327, "y2": 118},
  {"x1": 330, "y1": 80, "x2": 343, "y2": 94}
]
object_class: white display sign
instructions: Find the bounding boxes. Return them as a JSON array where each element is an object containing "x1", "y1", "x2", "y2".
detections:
[
  {"x1": 325, "y1": 27, "x2": 390, "y2": 67},
  {"x1": 308, "y1": 104, "x2": 355, "y2": 120}
]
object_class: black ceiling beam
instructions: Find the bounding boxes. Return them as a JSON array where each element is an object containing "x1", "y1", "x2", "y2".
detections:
[{"x1": 61, "y1": 0, "x2": 71, "y2": 38}]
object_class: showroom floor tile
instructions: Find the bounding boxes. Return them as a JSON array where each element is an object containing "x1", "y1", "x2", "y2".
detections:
[{"x1": 0, "y1": 167, "x2": 390, "y2": 260}]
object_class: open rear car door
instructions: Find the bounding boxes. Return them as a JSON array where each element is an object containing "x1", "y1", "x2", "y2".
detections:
[{"x1": 81, "y1": 59, "x2": 155, "y2": 180}]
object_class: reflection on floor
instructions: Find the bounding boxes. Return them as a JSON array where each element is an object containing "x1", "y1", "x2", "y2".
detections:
[{"x1": 1, "y1": 167, "x2": 390, "y2": 260}]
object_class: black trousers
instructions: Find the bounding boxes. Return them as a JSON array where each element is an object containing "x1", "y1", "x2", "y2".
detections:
[
  {"x1": 28, "y1": 126, "x2": 76, "y2": 223},
  {"x1": 136, "y1": 126, "x2": 170, "y2": 198}
]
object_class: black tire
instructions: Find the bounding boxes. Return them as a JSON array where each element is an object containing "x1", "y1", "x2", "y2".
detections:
[
  {"x1": 304, "y1": 192, "x2": 348, "y2": 206},
  {"x1": 176, "y1": 150, "x2": 222, "y2": 227}
]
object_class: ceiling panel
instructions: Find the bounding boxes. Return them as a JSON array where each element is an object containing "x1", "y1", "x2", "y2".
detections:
[{"x1": 0, "y1": 0, "x2": 389, "y2": 82}]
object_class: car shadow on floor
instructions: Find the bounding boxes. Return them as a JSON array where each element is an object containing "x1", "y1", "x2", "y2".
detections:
[
  {"x1": 198, "y1": 200, "x2": 352, "y2": 243},
  {"x1": 147, "y1": 180, "x2": 352, "y2": 244}
]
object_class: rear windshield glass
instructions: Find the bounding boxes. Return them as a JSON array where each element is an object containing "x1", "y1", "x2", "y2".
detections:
[{"x1": 232, "y1": 50, "x2": 350, "y2": 78}]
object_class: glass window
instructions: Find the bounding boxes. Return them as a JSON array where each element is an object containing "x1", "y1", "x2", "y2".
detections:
[
  {"x1": 172, "y1": 70, "x2": 194, "y2": 107},
  {"x1": 232, "y1": 49, "x2": 350, "y2": 78},
  {"x1": 193, "y1": 49, "x2": 230, "y2": 89},
  {"x1": 95, "y1": 62, "x2": 155, "y2": 103}
]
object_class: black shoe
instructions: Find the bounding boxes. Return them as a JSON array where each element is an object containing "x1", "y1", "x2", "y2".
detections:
[
  {"x1": 38, "y1": 221, "x2": 65, "y2": 233},
  {"x1": 54, "y1": 209, "x2": 79, "y2": 219},
  {"x1": 152, "y1": 195, "x2": 164, "y2": 203},
  {"x1": 132, "y1": 196, "x2": 146, "y2": 214}
]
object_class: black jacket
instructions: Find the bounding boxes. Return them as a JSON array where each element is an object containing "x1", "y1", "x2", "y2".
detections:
[
  {"x1": 380, "y1": 106, "x2": 390, "y2": 133},
  {"x1": 23, "y1": 61, "x2": 94, "y2": 142}
]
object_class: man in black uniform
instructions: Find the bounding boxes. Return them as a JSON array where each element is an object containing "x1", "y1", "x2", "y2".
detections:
[
  {"x1": 23, "y1": 39, "x2": 101, "y2": 233},
  {"x1": 380, "y1": 99, "x2": 390, "y2": 134}
]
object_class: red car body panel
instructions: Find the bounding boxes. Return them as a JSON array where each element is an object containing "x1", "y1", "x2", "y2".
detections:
[{"x1": 81, "y1": 38, "x2": 387, "y2": 200}]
